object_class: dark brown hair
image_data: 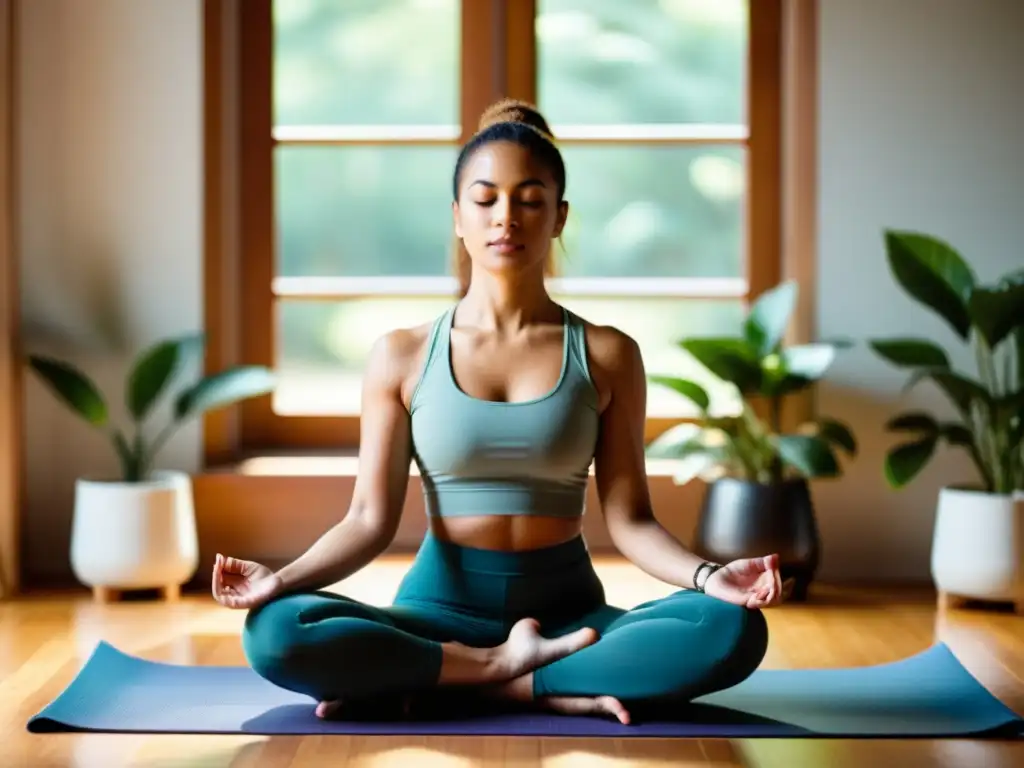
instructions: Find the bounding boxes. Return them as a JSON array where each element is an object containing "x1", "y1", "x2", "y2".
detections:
[{"x1": 451, "y1": 99, "x2": 566, "y2": 297}]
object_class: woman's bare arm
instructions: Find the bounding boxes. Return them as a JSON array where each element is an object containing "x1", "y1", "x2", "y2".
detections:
[
  {"x1": 272, "y1": 329, "x2": 421, "y2": 593},
  {"x1": 588, "y1": 326, "x2": 707, "y2": 590}
]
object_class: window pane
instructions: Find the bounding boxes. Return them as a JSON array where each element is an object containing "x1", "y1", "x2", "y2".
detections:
[
  {"x1": 556, "y1": 145, "x2": 744, "y2": 278},
  {"x1": 559, "y1": 297, "x2": 742, "y2": 416},
  {"x1": 273, "y1": 0, "x2": 459, "y2": 126},
  {"x1": 276, "y1": 145, "x2": 458, "y2": 277},
  {"x1": 275, "y1": 298, "x2": 742, "y2": 417},
  {"x1": 537, "y1": 0, "x2": 747, "y2": 125},
  {"x1": 275, "y1": 298, "x2": 454, "y2": 415}
]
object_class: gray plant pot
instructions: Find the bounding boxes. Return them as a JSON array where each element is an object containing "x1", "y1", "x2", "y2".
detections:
[{"x1": 692, "y1": 476, "x2": 821, "y2": 601}]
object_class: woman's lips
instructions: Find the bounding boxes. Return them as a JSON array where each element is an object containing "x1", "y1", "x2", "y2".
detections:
[{"x1": 488, "y1": 241, "x2": 524, "y2": 253}]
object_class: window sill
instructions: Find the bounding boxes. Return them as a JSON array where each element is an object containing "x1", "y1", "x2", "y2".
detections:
[
  {"x1": 205, "y1": 453, "x2": 693, "y2": 478},
  {"x1": 189, "y1": 453, "x2": 707, "y2": 582}
]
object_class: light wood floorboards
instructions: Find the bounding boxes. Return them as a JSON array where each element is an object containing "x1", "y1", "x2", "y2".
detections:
[{"x1": 2, "y1": 556, "x2": 1022, "y2": 767}]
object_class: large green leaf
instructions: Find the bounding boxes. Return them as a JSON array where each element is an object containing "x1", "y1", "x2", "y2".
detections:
[
  {"x1": 670, "y1": 451, "x2": 730, "y2": 486},
  {"x1": 27, "y1": 356, "x2": 108, "y2": 426},
  {"x1": 885, "y1": 411, "x2": 973, "y2": 449},
  {"x1": 781, "y1": 344, "x2": 837, "y2": 380},
  {"x1": 1002, "y1": 270, "x2": 1024, "y2": 393},
  {"x1": 175, "y1": 366, "x2": 276, "y2": 420},
  {"x1": 761, "y1": 344, "x2": 840, "y2": 397},
  {"x1": 902, "y1": 368, "x2": 990, "y2": 413},
  {"x1": 884, "y1": 230, "x2": 975, "y2": 340},
  {"x1": 775, "y1": 434, "x2": 840, "y2": 478},
  {"x1": 869, "y1": 338, "x2": 950, "y2": 368},
  {"x1": 815, "y1": 417, "x2": 857, "y2": 456},
  {"x1": 886, "y1": 411, "x2": 939, "y2": 433},
  {"x1": 647, "y1": 375, "x2": 710, "y2": 412},
  {"x1": 127, "y1": 333, "x2": 205, "y2": 421},
  {"x1": 645, "y1": 423, "x2": 704, "y2": 459},
  {"x1": 680, "y1": 338, "x2": 762, "y2": 393},
  {"x1": 127, "y1": 341, "x2": 179, "y2": 421},
  {"x1": 743, "y1": 280, "x2": 797, "y2": 356},
  {"x1": 968, "y1": 284, "x2": 1024, "y2": 349},
  {"x1": 646, "y1": 424, "x2": 737, "y2": 483},
  {"x1": 884, "y1": 435, "x2": 938, "y2": 488}
]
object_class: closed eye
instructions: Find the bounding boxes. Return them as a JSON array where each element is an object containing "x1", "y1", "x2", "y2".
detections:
[{"x1": 472, "y1": 198, "x2": 544, "y2": 208}]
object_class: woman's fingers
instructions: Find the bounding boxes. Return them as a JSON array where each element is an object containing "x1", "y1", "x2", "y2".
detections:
[
  {"x1": 212, "y1": 554, "x2": 245, "y2": 606},
  {"x1": 212, "y1": 555, "x2": 274, "y2": 610},
  {"x1": 211, "y1": 554, "x2": 223, "y2": 600}
]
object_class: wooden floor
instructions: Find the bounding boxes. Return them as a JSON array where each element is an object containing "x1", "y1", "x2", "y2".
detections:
[{"x1": 1, "y1": 556, "x2": 1022, "y2": 768}]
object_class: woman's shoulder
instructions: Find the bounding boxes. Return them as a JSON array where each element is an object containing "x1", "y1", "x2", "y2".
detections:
[
  {"x1": 364, "y1": 315, "x2": 445, "y2": 395},
  {"x1": 569, "y1": 312, "x2": 645, "y2": 397}
]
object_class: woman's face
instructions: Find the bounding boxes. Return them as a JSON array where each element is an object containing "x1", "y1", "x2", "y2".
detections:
[{"x1": 453, "y1": 141, "x2": 568, "y2": 279}]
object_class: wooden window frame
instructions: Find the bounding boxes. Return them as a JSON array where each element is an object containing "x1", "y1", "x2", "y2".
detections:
[
  {"x1": 203, "y1": 0, "x2": 813, "y2": 462},
  {"x1": 0, "y1": 0, "x2": 19, "y2": 597}
]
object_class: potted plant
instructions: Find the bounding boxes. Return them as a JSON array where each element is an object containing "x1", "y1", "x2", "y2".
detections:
[
  {"x1": 868, "y1": 230, "x2": 1024, "y2": 611},
  {"x1": 26, "y1": 334, "x2": 276, "y2": 600},
  {"x1": 645, "y1": 280, "x2": 856, "y2": 601}
]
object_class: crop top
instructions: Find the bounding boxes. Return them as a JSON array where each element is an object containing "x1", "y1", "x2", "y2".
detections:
[{"x1": 409, "y1": 304, "x2": 599, "y2": 518}]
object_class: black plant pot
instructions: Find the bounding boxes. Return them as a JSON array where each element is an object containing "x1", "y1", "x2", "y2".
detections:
[{"x1": 692, "y1": 477, "x2": 821, "y2": 602}]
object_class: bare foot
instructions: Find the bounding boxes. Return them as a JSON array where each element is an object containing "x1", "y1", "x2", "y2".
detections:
[
  {"x1": 488, "y1": 671, "x2": 631, "y2": 725},
  {"x1": 315, "y1": 699, "x2": 342, "y2": 719},
  {"x1": 315, "y1": 695, "x2": 415, "y2": 720},
  {"x1": 494, "y1": 618, "x2": 600, "y2": 681},
  {"x1": 542, "y1": 695, "x2": 631, "y2": 725}
]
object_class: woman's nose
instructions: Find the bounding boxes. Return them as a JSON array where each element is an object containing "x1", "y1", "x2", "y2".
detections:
[{"x1": 491, "y1": 199, "x2": 517, "y2": 227}]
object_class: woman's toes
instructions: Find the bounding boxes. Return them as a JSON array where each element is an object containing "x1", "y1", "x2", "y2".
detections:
[
  {"x1": 542, "y1": 695, "x2": 631, "y2": 725},
  {"x1": 315, "y1": 699, "x2": 343, "y2": 719},
  {"x1": 596, "y1": 695, "x2": 631, "y2": 725}
]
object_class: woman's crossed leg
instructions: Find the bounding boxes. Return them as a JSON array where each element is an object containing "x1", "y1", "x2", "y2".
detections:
[
  {"x1": 241, "y1": 590, "x2": 599, "y2": 718},
  {"x1": 492, "y1": 588, "x2": 769, "y2": 723},
  {"x1": 243, "y1": 587, "x2": 767, "y2": 724}
]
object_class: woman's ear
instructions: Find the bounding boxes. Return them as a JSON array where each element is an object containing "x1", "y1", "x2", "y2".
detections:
[
  {"x1": 452, "y1": 200, "x2": 463, "y2": 239},
  {"x1": 553, "y1": 200, "x2": 569, "y2": 239}
]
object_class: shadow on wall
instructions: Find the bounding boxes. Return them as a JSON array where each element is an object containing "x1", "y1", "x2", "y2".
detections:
[
  {"x1": 812, "y1": 382, "x2": 978, "y2": 584},
  {"x1": 20, "y1": 241, "x2": 135, "y2": 357}
]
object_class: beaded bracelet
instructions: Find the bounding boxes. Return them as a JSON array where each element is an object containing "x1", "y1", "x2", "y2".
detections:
[{"x1": 693, "y1": 561, "x2": 723, "y2": 593}]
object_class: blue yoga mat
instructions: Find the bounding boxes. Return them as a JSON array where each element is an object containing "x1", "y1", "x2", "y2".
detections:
[{"x1": 27, "y1": 640, "x2": 1024, "y2": 738}]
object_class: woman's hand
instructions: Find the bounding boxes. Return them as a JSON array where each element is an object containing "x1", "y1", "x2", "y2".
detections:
[
  {"x1": 212, "y1": 553, "x2": 283, "y2": 609},
  {"x1": 703, "y1": 553, "x2": 784, "y2": 609}
]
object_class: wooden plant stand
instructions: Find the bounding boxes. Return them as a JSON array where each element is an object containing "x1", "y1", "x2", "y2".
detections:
[
  {"x1": 938, "y1": 590, "x2": 1024, "y2": 615},
  {"x1": 92, "y1": 584, "x2": 181, "y2": 603}
]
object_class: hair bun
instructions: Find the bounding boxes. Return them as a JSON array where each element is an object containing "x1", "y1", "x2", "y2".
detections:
[{"x1": 478, "y1": 98, "x2": 555, "y2": 140}]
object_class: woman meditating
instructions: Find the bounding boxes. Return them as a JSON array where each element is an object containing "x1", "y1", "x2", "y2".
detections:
[{"x1": 212, "y1": 99, "x2": 783, "y2": 725}]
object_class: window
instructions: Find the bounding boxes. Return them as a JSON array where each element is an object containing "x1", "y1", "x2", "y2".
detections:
[{"x1": 215, "y1": 0, "x2": 782, "y2": 452}]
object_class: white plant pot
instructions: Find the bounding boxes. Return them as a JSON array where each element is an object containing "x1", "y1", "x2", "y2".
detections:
[
  {"x1": 930, "y1": 486, "x2": 1024, "y2": 603},
  {"x1": 70, "y1": 470, "x2": 199, "y2": 592}
]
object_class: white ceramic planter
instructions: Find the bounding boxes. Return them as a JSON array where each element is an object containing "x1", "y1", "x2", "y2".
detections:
[
  {"x1": 69, "y1": 470, "x2": 199, "y2": 596},
  {"x1": 930, "y1": 486, "x2": 1024, "y2": 606}
]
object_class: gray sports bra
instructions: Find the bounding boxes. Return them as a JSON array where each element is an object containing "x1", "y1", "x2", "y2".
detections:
[{"x1": 409, "y1": 305, "x2": 599, "y2": 519}]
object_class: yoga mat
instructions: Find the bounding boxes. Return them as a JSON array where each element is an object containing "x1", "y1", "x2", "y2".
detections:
[{"x1": 27, "y1": 641, "x2": 1024, "y2": 738}]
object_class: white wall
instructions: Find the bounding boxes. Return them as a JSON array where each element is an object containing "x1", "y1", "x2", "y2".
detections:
[
  {"x1": 15, "y1": 0, "x2": 1023, "y2": 584},
  {"x1": 813, "y1": 0, "x2": 1024, "y2": 582},
  {"x1": 18, "y1": 0, "x2": 202, "y2": 582}
]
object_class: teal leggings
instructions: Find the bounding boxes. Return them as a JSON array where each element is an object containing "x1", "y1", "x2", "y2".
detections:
[{"x1": 242, "y1": 533, "x2": 768, "y2": 707}]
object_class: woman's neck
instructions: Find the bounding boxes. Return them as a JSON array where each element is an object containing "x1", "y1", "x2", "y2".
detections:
[{"x1": 458, "y1": 271, "x2": 559, "y2": 332}]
